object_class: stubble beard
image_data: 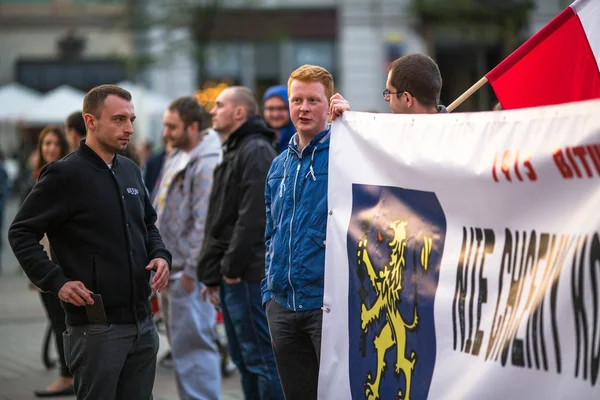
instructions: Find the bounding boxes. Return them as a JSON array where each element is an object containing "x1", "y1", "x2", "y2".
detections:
[{"x1": 173, "y1": 131, "x2": 190, "y2": 151}]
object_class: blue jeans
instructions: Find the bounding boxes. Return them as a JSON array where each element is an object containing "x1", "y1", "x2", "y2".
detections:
[{"x1": 221, "y1": 281, "x2": 284, "y2": 400}]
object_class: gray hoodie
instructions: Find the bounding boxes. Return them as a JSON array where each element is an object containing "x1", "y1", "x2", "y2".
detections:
[{"x1": 156, "y1": 129, "x2": 223, "y2": 278}]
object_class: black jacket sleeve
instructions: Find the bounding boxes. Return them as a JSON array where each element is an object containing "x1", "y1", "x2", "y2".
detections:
[
  {"x1": 8, "y1": 164, "x2": 70, "y2": 296},
  {"x1": 141, "y1": 173, "x2": 172, "y2": 269},
  {"x1": 220, "y1": 139, "x2": 274, "y2": 279}
]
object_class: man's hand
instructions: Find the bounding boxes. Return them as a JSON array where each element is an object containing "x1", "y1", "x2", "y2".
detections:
[
  {"x1": 180, "y1": 274, "x2": 195, "y2": 294},
  {"x1": 58, "y1": 281, "x2": 94, "y2": 306},
  {"x1": 201, "y1": 285, "x2": 220, "y2": 306},
  {"x1": 329, "y1": 93, "x2": 351, "y2": 121},
  {"x1": 223, "y1": 276, "x2": 241, "y2": 285},
  {"x1": 146, "y1": 258, "x2": 169, "y2": 292}
]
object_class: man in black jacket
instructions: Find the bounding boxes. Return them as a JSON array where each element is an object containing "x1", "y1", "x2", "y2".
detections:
[
  {"x1": 199, "y1": 86, "x2": 283, "y2": 399},
  {"x1": 9, "y1": 84, "x2": 171, "y2": 399}
]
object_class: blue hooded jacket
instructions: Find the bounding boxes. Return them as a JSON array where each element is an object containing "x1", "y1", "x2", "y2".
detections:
[
  {"x1": 262, "y1": 127, "x2": 331, "y2": 311},
  {"x1": 262, "y1": 85, "x2": 297, "y2": 154}
]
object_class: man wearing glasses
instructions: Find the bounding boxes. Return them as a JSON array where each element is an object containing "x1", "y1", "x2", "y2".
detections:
[
  {"x1": 329, "y1": 53, "x2": 447, "y2": 118},
  {"x1": 262, "y1": 85, "x2": 297, "y2": 153}
]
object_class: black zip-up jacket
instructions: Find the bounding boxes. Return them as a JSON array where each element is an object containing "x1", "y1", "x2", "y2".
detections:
[
  {"x1": 198, "y1": 117, "x2": 277, "y2": 286},
  {"x1": 9, "y1": 142, "x2": 172, "y2": 325}
]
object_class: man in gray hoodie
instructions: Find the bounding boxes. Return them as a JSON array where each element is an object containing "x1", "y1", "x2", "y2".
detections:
[{"x1": 156, "y1": 96, "x2": 223, "y2": 399}]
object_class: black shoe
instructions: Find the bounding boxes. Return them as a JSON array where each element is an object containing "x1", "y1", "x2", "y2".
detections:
[{"x1": 33, "y1": 386, "x2": 75, "y2": 397}]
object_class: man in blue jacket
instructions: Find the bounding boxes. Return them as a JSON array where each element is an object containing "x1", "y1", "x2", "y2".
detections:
[
  {"x1": 262, "y1": 85, "x2": 296, "y2": 153},
  {"x1": 262, "y1": 65, "x2": 333, "y2": 400}
]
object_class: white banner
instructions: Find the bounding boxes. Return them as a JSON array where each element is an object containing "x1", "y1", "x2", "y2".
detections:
[{"x1": 320, "y1": 100, "x2": 600, "y2": 400}]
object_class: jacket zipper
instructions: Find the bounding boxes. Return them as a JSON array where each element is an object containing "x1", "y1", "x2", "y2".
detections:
[
  {"x1": 111, "y1": 168, "x2": 138, "y2": 320},
  {"x1": 288, "y1": 150, "x2": 303, "y2": 311}
]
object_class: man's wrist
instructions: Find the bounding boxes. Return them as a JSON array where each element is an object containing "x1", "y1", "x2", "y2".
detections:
[{"x1": 50, "y1": 275, "x2": 70, "y2": 298}]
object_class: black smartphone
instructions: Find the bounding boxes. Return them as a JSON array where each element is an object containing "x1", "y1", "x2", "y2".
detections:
[{"x1": 85, "y1": 294, "x2": 108, "y2": 323}]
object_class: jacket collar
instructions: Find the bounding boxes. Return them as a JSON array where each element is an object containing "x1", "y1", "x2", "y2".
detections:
[
  {"x1": 78, "y1": 140, "x2": 119, "y2": 170},
  {"x1": 223, "y1": 117, "x2": 275, "y2": 153},
  {"x1": 288, "y1": 125, "x2": 331, "y2": 156}
]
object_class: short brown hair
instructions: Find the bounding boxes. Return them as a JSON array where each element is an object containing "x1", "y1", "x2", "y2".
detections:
[
  {"x1": 83, "y1": 84, "x2": 132, "y2": 117},
  {"x1": 168, "y1": 96, "x2": 206, "y2": 129},
  {"x1": 36, "y1": 125, "x2": 69, "y2": 172},
  {"x1": 288, "y1": 65, "x2": 334, "y2": 102},
  {"x1": 388, "y1": 54, "x2": 442, "y2": 108}
]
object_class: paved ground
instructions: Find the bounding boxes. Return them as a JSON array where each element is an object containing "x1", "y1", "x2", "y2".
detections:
[{"x1": 0, "y1": 197, "x2": 243, "y2": 399}]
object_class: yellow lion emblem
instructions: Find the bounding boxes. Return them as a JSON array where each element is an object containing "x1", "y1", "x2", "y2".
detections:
[{"x1": 357, "y1": 220, "x2": 432, "y2": 400}]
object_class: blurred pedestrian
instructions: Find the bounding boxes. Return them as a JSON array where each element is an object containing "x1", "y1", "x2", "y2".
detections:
[
  {"x1": 199, "y1": 86, "x2": 283, "y2": 399},
  {"x1": 9, "y1": 84, "x2": 172, "y2": 399},
  {"x1": 262, "y1": 65, "x2": 333, "y2": 400},
  {"x1": 29, "y1": 125, "x2": 72, "y2": 397},
  {"x1": 329, "y1": 53, "x2": 446, "y2": 117},
  {"x1": 262, "y1": 85, "x2": 295, "y2": 153},
  {"x1": 156, "y1": 96, "x2": 222, "y2": 399},
  {"x1": 65, "y1": 111, "x2": 86, "y2": 151},
  {"x1": 143, "y1": 138, "x2": 174, "y2": 200},
  {"x1": 119, "y1": 143, "x2": 143, "y2": 167}
]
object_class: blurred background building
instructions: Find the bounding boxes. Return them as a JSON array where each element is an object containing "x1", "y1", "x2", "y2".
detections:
[
  {"x1": 0, "y1": 0, "x2": 567, "y2": 151},
  {"x1": 135, "y1": 0, "x2": 564, "y2": 113},
  {"x1": 0, "y1": 0, "x2": 132, "y2": 93}
]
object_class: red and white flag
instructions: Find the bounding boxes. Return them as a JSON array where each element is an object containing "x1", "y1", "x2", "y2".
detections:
[{"x1": 486, "y1": 0, "x2": 600, "y2": 109}]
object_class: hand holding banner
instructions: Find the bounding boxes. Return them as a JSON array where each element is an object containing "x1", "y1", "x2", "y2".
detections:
[{"x1": 320, "y1": 99, "x2": 600, "y2": 399}]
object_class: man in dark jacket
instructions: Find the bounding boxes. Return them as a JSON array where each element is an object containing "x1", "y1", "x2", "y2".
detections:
[
  {"x1": 9, "y1": 84, "x2": 171, "y2": 399},
  {"x1": 199, "y1": 86, "x2": 283, "y2": 399}
]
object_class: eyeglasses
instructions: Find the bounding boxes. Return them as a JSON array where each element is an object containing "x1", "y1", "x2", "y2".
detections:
[
  {"x1": 382, "y1": 89, "x2": 412, "y2": 99},
  {"x1": 264, "y1": 106, "x2": 288, "y2": 113}
]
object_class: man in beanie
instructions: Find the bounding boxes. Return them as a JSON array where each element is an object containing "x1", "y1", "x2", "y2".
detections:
[{"x1": 262, "y1": 85, "x2": 296, "y2": 153}]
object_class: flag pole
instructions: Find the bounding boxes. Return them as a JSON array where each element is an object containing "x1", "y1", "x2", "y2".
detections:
[{"x1": 446, "y1": 77, "x2": 489, "y2": 113}]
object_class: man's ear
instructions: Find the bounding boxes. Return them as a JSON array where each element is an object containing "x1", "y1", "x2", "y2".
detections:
[
  {"x1": 234, "y1": 105, "x2": 246, "y2": 121},
  {"x1": 83, "y1": 113, "x2": 95, "y2": 131},
  {"x1": 187, "y1": 121, "x2": 199, "y2": 135},
  {"x1": 404, "y1": 92, "x2": 414, "y2": 108}
]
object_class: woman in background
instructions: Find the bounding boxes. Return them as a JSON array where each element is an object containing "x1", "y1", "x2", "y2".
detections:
[{"x1": 31, "y1": 125, "x2": 73, "y2": 397}]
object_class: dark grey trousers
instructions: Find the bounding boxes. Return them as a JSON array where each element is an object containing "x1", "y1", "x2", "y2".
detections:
[
  {"x1": 266, "y1": 301, "x2": 323, "y2": 400},
  {"x1": 63, "y1": 314, "x2": 159, "y2": 400}
]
